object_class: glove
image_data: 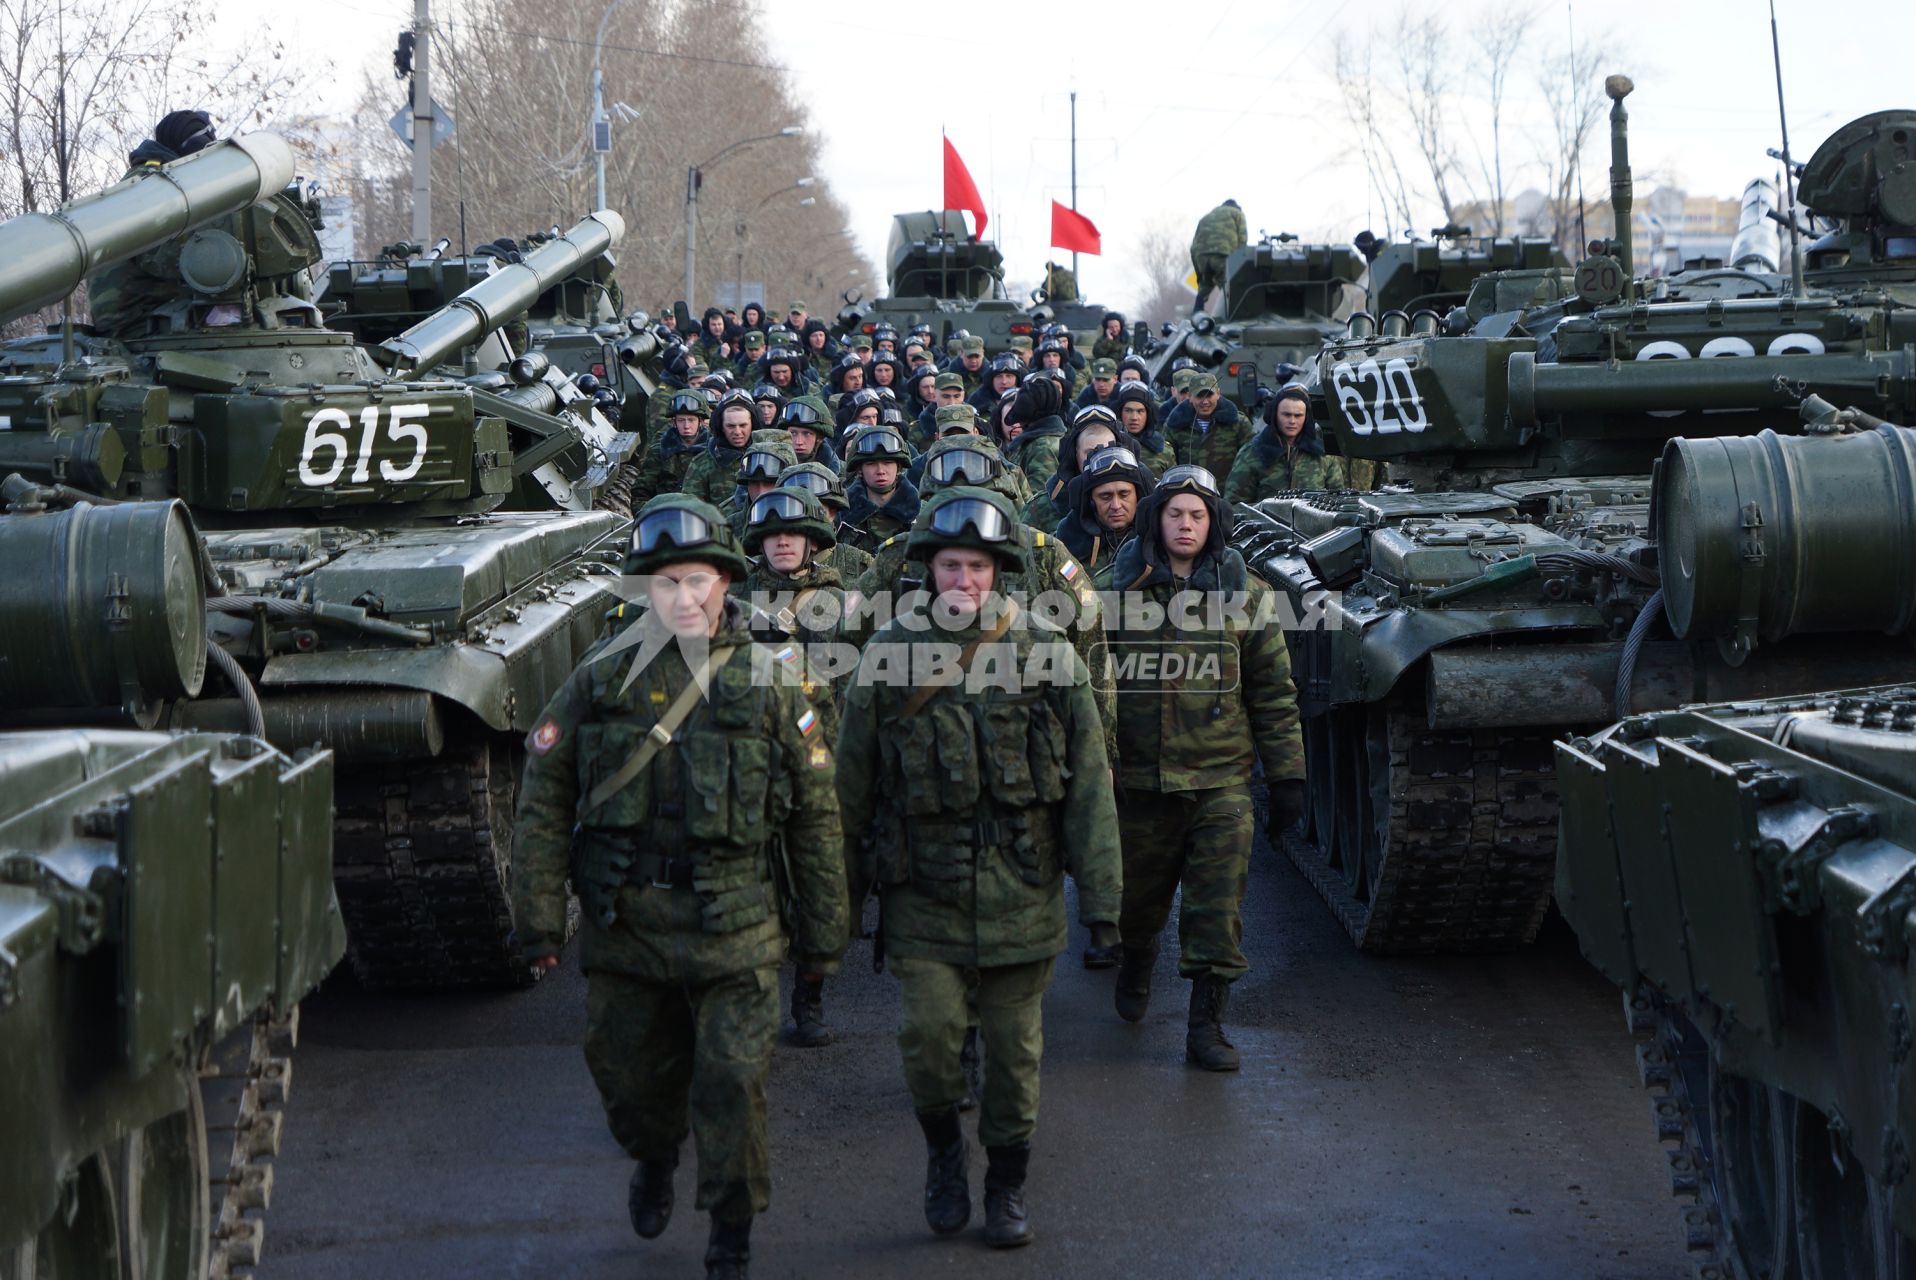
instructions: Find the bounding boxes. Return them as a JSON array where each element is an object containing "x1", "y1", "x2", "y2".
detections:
[
  {"x1": 1088, "y1": 922, "x2": 1121, "y2": 951},
  {"x1": 1271, "y1": 779, "x2": 1307, "y2": 835}
]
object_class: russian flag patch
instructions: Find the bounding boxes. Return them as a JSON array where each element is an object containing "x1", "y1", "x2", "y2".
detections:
[{"x1": 797, "y1": 708, "x2": 818, "y2": 736}]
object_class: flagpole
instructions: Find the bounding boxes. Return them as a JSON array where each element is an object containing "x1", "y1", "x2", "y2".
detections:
[
  {"x1": 940, "y1": 127, "x2": 950, "y2": 302},
  {"x1": 1070, "y1": 90, "x2": 1079, "y2": 282}
]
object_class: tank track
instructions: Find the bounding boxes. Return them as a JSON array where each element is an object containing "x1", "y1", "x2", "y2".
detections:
[
  {"x1": 200, "y1": 1008, "x2": 301, "y2": 1280},
  {"x1": 331, "y1": 740, "x2": 535, "y2": 989},
  {"x1": 1626, "y1": 990, "x2": 1737, "y2": 1279},
  {"x1": 1284, "y1": 710, "x2": 1558, "y2": 953},
  {"x1": 595, "y1": 459, "x2": 641, "y2": 519}
]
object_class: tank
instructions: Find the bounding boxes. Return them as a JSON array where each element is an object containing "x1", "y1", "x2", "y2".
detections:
[
  {"x1": 0, "y1": 137, "x2": 630, "y2": 988},
  {"x1": 833, "y1": 210, "x2": 1035, "y2": 353},
  {"x1": 1231, "y1": 83, "x2": 1916, "y2": 953},
  {"x1": 0, "y1": 478, "x2": 345, "y2": 1275}
]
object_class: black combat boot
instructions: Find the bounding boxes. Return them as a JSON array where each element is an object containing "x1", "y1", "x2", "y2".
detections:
[
  {"x1": 790, "y1": 972, "x2": 832, "y2": 1048},
  {"x1": 627, "y1": 1154, "x2": 675, "y2": 1239},
  {"x1": 1185, "y1": 975, "x2": 1241, "y2": 1072},
  {"x1": 982, "y1": 1142, "x2": 1034, "y2": 1248},
  {"x1": 1082, "y1": 940, "x2": 1120, "y2": 969},
  {"x1": 915, "y1": 1107, "x2": 970, "y2": 1235},
  {"x1": 704, "y1": 1215, "x2": 751, "y2": 1280},
  {"x1": 1114, "y1": 940, "x2": 1158, "y2": 1023},
  {"x1": 958, "y1": 1027, "x2": 982, "y2": 1111}
]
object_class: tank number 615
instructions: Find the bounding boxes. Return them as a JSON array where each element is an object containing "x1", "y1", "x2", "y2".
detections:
[
  {"x1": 297, "y1": 404, "x2": 431, "y2": 486},
  {"x1": 1331, "y1": 358, "x2": 1427, "y2": 435}
]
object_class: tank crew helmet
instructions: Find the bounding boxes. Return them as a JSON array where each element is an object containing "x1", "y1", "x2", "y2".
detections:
[
  {"x1": 845, "y1": 424, "x2": 911, "y2": 466},
  {"x1": 155, "y1": 109, "x2": 216, "y2": 156},
  {"x1": 1077, "y1": 443, "x2": 1156, "y2": 501},
  {"x1": 666, "y1": 388, "x2": 712, "y2": 419},
  {"x1": 1136, "y1": 463, "x2": 1231, "y2": 561},
  {"x1": 871, "y1": 323, "x2": 900, "y2": 345},
  {"x1": 752, "y1": 381, "x2": 787, "y2": 409},
  {"x1": 907, "y1": 485, "x2": 1027, "y2": 574},
  {"x1": 921, "y1": 437, "x2": 1006, "y2": 492},
  {"x1": 714, "y1": 387, "x2": 757, "y2": 418},
  {"x1": 987, "y1": 353, "x2": 1022, "y2": 376},
  {"x1": 1170, "y1": 356, "x2": 1198, "y2": 374},
  {"x1": 743, "y1": 486, "x2": 836, "y2": 554},
  {"x1": 878, "y1": 403, "x2": 910, "y2": 430},
  {"x1": 625, "y1": 494, "x2": 751, "y2": 577},
  {"x1": 1073, "y1": 403, "x2": 1120, "y2": 430},
  {"x1": 837, "y1": 386, "x2": 886, "y2": 429},
  {"x1": 778, "y1": 461, "x2": 849, "y2": 512}
]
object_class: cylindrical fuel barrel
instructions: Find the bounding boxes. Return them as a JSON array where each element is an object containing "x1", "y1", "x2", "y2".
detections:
[
  {"x1": 373, "y1": 211, "x2": 628, "y2": 374},
  {"x1": 0, "y1": 133, "x2": 296, "y2": 327},
  {"x1": 1654, "y1": 426, "x2": 1916, "y2": 644},
  {"x1": 0, "y1": 500, "x2": 207, "y2": 710}
]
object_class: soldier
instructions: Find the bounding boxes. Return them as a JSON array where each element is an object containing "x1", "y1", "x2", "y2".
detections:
[
  {"x1": 1041, "y1": 259, "x2": 1080, "y2": 303},
  {"x1": 778, "y1": 395, "x2": 841, "y2": 472},
  {"x1": 786, "y1": 301, "x2": 809, "y2": 332},
  {"x1": 1164, "y1": 372, "x2": 1249, "y2": 478},
  {"x1": 801, "y1": 320, "x2": 836, "y2": 378},
  {"x1": 968, "y1": 355, "x2": 1023, "y2": 416},
  {"x1": 778, "y1": 463, "x2": 874, "y2": 581},
  {"x1": 1053, "y1": 442, "x2": 1153, "y2": 577},
  {"x1": 1189, "y1": 198, "x2": 1247, "y2": 314},
  {"x1": 836, "y1": 484, "x2": 1121, "y2": 1248},
  {"x1": 840, "y1": 426, "x2": 921, "y2": 554},
  {"x1": 1074, "y1": 358, "x2": 1120, "y2": 410},
  {"x1": 681, "y1": 390, "x2": 761, "y2": 508},
  {"x1": 1111, "y1": 383, "x2": 1178, "y2": 476},
  {"x1": 695, "y1": 307, "x2": 732, "y2": 367},
  {"x1": 631, "y1": 389, "x2": 713, "y2": 505},
  {"x1": 828, "y1": 354, "x2": 867, "y2": 396},
  {"x1": 1002, "y1": 374, "x2": 1070, "y2": 499},
  {"x1": 1095, "y1": 464, "x2": 1304, "y2": 1071},
  {"x1": 1224, "y1": 385, "x2": 1347, "y2": 500},
  {"x1": 722, "y1": 433, "x2": 796, "y2": 536},
  {"x1": 511, "y1": 495, "x2": 849, "y2": 1280},
  {"x1": 751, "y1": 382, "x2": 786, "y2": 428},
  {"x1": 1023, "y1": 405, "x2": 1119, "y2": 532},
  {"x1": 1091, "y1": 312, "x2": 1128, "y2": 363},
  {"x1": 953, "y1": 335, "x2": 988, "y2": 392},
  {"x1": 914, "y1": 372, "x2": 970, "y2": 449},
  {"x1": 734, "y1": 328, "x2": 767, "y2": 375},
  {"x1": 89, "y1": 110, "x2": 222, "y2": 340}
]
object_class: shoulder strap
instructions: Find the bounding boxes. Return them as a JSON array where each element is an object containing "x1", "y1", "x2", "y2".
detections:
[
  {"x1": 582, "y1": 644, "x2": 744, "y2": 817},
  {"x1": 894, "y1": 604, "x2": 1017, "y2": 721}
]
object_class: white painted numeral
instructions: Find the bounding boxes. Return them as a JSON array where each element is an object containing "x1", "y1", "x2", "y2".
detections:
[
  {"x1": 1331, "y1": 358, "x2": 1425, "y2": 435},
  {"x1": 297, "y1": 404, "x2": 432, "y2": 487}
]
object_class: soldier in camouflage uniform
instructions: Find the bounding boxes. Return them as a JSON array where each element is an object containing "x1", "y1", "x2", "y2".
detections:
[
  {"x1": 1002, "y1": 375, "x2": 1070, "y2": 501},
  {"x1": 1040, "y1": 260, "x2": 1079, "y2": 303},
  {"x1": 1189, "y1": 198, "x2": 1247, "y2": 314},
  {"x1": 631, "y1": 390, "x2": 713, "y2": 506},
  {"x1": 681, "y1": 390, "x2": 761, "y2": 509},
  {"x1": 1094, "y1": 464, "x2": 1303, "y2": 1071},
  {"x1": 1052, "y1": 443, "x2": 1154, "y2": 578},
  {"x1": 1111, "y1": 383, "x2": 1178, "y2": 477},
  {"x1": 511, "y1": 495, "x2": 849, "y2": 1279},
  {"x1": 1091, "y1": 312, "x2": 1129, "y2": 363},
  {"x1": 840, "y1": 426, "x2": 921, "y2": 555},
  {"x1": 721, "y1": 432, "x2": 796, "y2": 537},
  {"x1": 1164, "y1": 372, "x2": 1250, "y2": 479},
  {"x1": 836, "y1": 485, "x2": 1122, "y2": 1249},
  {"x1": 1024, "y1": 405, "x2": 1120, "y2": 532},
  {"x1": 1224, "y1": 384, "x2": 1348, "y2": 500},
  {"x1": 778, "y1": 463, "x2": 874, "y2": 581}
]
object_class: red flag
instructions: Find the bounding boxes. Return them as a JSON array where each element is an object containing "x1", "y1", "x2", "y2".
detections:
[
  {"x1": 943, "y1": 136, "x2": 988, "y2": 239},
  {"x1": 1050, "y1": 200, "x2": 1101, "y2": 255}
]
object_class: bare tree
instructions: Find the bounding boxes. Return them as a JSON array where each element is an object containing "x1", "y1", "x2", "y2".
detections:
[
  {"x1": 1391, "y1": 11, "x2": 1474, "y2": 229},
  {"x1": 1128, "y1": 218, "x2": 1194, "y2": 331},
  {"x1": 1466, "y1": 3, "x2": 1534, "y2": 235},
  {"x1": 1331, "y1": 28, "x2": 1415, "y2": 238},
  {"x1": 1536, "y1": 38, "x2": 1611, "y2": 256}
]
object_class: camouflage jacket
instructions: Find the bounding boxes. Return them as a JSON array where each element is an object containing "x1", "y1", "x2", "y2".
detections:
[
  {"x1": 1163, "y1": 397, "x2": 1250, "y2": 479},
  {"x1": 836, "y1": 605, "x2": 1121, "y2": 967},
  {"x1": 1223, "y1": 426, "x2": 1348, "y2": 502},
  {"x1": 629, "y1": 428, "x2": 709, "y2": 505},
  {"x1": 1006, "y1": 417, "x2": 1067, "y2": 498},
  {"x1": 510, "y1": 606, "x2": 848, "y2": 981},
  {"x1": 817, "y1": 538, "x2": 874, "y2": 581},
  {"x1": 1094, "y1": 539, "x2": 1304, "y2": 791},
  {"x1": 734, "y1": 559, "x2": 850, "y2": 651},
  {"x1": 680, "y1": 440, "x2": 750, "y2": 509},
  {"x1": 840, "y1": 476, "x2": 922, "y2": 555},
  {"x1": 1190, "y1": 202, "x2": 1248, "y2": 263}
]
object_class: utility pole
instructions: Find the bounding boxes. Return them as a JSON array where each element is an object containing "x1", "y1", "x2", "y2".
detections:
[
  {"x1": 411, "y1": 0, "x2": 433, "y2": 244},
  {"x1": 1069, "y1": 90, "x2": 1079, "y2": 279},
  {"x1": 684, "y1": 166, "x2": 700, "y2": 307}
]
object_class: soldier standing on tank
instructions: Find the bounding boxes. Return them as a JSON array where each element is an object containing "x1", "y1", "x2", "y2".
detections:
[
  {"x1": 1224, "y1": 384, "x2": 1348, "y2": 500},
  {"x1": 1092, "y1": 312, "x2": 1129, "y2": 362},
  {"x1": 1190, "y1": 198, "x2": 1247, "y2": 314},
  {"x1": 1095, "y1": 464, "x2": 1304, "y2": 1070},
  {"x1": 1041, "y1": 260, "x2": 1079, "y2": 303},
  {"x1": 836, "y1": 484, "x2": 1122, "y2": 1248},
  {"x1": 511, "y1": 495, "x2": 848, "y2": 1280}
]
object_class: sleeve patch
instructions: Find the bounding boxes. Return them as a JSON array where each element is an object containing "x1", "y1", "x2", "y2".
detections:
[
  {"x1": 797, "y1": 708, "x2": 818, "y2": 736},
  {"x1": 1060, "y1": 559, "x2": 1078, "y2": 579},
  {"x1": 528, "y1": 718, "x2": 563, "y2": 755},
  {"x1": 808, "y1": 742, "x2": 833, "y2": 770}
]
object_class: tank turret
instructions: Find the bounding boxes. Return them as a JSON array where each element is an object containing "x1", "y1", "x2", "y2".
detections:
[
  {"x1": 885, "y1": 210, "x2": 1005, "y2": 301},
  {"x1": 1796, "y1": 109, "x2": 1916, "y2": 281}
]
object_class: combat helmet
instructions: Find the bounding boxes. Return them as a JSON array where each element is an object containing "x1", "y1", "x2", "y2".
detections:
[
  {"x1": 625, "y1": 494, "x2": 751, "y2": 577},
  {"x1": 743, "y1": 486, "x2": 837, "y2": 554},
  {"x1": 907, "y1": 485, "x2": 1027, "y2": 573}
]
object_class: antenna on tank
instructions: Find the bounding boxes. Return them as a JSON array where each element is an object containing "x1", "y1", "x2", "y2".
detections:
[{"x1": 1768, "y1": 0, "x2": 1806, "y2": 294}]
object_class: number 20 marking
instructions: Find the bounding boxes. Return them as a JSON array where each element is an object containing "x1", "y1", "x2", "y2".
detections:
[
  {"x1": 298, "y1": 404, "x2": 431, "y2": 486},
  {"x1": 1332, "y1": 358, "x2": 1426, "y2": 435}
]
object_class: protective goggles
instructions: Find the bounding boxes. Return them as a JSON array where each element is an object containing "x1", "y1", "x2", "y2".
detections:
[
  {"x1": 1157, "y1": 464, "x2": 1220, "y2": 497},
  {"x1": 779, "y1": 401, "x2": 823, "y2": 426},
  {"x1": 926, "y1": 447, "x2": 999, "y2": 487},
  {"x1": 780, "y1": 470, "x2": 835, "y2": 498},
  {"x1": 1073, "y1": 405, "x2": 1119, "y2": 429},
  {"x1": 1081, "y1": 445, "x2": 1141, "y2": 480},
  {"x1": 928, "y1": 496, "x2": 1014, "y2": 543},
  {"x1": 848, "y1": 428, "x2": 907, "y2": 458},
  {"x1": 633, "y1": 507, "x2": 715, "y2": 554},
  {"x1": 738, "y1": 451, "x2": 786, "y2": 482},
  {"x1": 846, "y1": 388, "x2": 883, "y2": 410},
  {"x1": 667, "y1": 391, "x2": 707, "y2": 416},
  {"x1": 749, "y1": 490, "x2": 809, "y2": 526}
]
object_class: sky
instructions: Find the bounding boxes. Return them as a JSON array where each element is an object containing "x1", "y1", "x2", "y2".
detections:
[{"x1": 219, "y1": 0, "x2": 1916, "y2": 312}]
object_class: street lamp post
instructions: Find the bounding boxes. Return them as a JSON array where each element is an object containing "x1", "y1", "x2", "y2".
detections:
[
  {"x1": 588, "y1": 0, "x2": 629, "y2": 212},
  {"x1": 733, "y1": 179, "x2": 816, "y2": 312},
  {"x1": 684, "y1": 126, "x2": 801, "y2": 307}
]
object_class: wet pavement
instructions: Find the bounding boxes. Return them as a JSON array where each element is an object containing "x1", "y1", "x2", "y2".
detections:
[{"x1": 269, "y1": 832, "x2": 1689, "y2": 1279}]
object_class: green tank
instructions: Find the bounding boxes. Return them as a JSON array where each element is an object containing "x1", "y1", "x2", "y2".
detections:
[
  {"x1": 1231, "y1": 82, "x2": 1916, "y2": 953},
  {"x1": 834, "y1": 210, "x2": 1035, "y2": 353},
  {"x1": 1557, "y1": 410, "x2": 1916, "y2": 1273},
  {"x1": 0, "y1": 474, "x2": 345, "y2": 1274},
  {"x1": 0, "y1": 135, "x2": 632, "y2": 988}
]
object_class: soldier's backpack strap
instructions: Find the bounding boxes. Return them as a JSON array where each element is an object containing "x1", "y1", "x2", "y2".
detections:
[
  {"x1": 893, "y1": 602, "x2": 1018, "y2": 721},
  {"x1": 581, "y1": 645, "x2": 744, "y2": 817}
]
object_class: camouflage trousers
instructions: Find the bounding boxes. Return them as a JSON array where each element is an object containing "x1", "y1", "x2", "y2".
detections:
[
  {"x1": 583, "y1": 965, "x2": 779, "y2": 1223},
  {"x1": 893, "y1": 955, "x2": 1055, "y2": 1147},
  {"x1": 1194, "y1": 254, "x2": 1229, "y2": 313},
  {"x1": 1118, "y1": 784, "x2": 1254, "y2": 982}
]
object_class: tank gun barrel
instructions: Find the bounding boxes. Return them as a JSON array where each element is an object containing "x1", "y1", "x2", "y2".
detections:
[
  {"x1": 1728, "y1": 178, "x2": 1782, "y2": 272},
  {"x1": 0, "y1": 133, "x2": 295, "y2": 328},
  {"x1": 372, "y1": 211, "x2": 627, "y2": 374},
  {"x1": 1508, "y1": 348, "x2": 1916, "y2": 424},
  {"x1": 1605, "y1": 75, "x2": 1635, "y2": 277}
]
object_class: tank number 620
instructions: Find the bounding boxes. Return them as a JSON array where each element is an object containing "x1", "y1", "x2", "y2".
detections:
[
  {"x1": 1331, "y1": 358, "x2": 1427, "y2": 435},
  {"x1": 297, "y1": 404, "x2": 432, "y2": 486}
]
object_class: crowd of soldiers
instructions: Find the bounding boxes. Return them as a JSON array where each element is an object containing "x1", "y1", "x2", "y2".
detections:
[{"x1": 510, "y1": 291, "x2": 1330, "y2": 1278}]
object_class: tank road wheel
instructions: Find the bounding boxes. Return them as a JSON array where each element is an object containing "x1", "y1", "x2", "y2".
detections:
[
  {"x1": 1708, "y1": 1059, "x2": 1795, "y2": 1280},
  {"x1": 334, "y1": 737, "x2": 539, "y2": 989},
  {"x1": 1282, "y1": 707, "x2": 1557, "y2": 952},
  {"x1": 114, "y1": 1066, "x2": 211, "y2": 1280},
  {"x1": 3, "y1": 1153, "x2": 121, "y2": 1280},
  {"x1": 1792, "y1": 1097, "x2": 1916, "y2": 1280}
]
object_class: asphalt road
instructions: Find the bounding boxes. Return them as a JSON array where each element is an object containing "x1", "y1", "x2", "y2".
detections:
[{"x1": 268, "y1": 833, "x2": 1691, "y2": 1280}]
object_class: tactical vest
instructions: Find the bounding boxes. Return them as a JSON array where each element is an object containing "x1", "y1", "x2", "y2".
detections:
[
  {"x1": 873, "y1": 665, "x2": 1072, "y2": 904},
  {"x1": 570, "y1": 648, "x2": 790, "y2": 934}
]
